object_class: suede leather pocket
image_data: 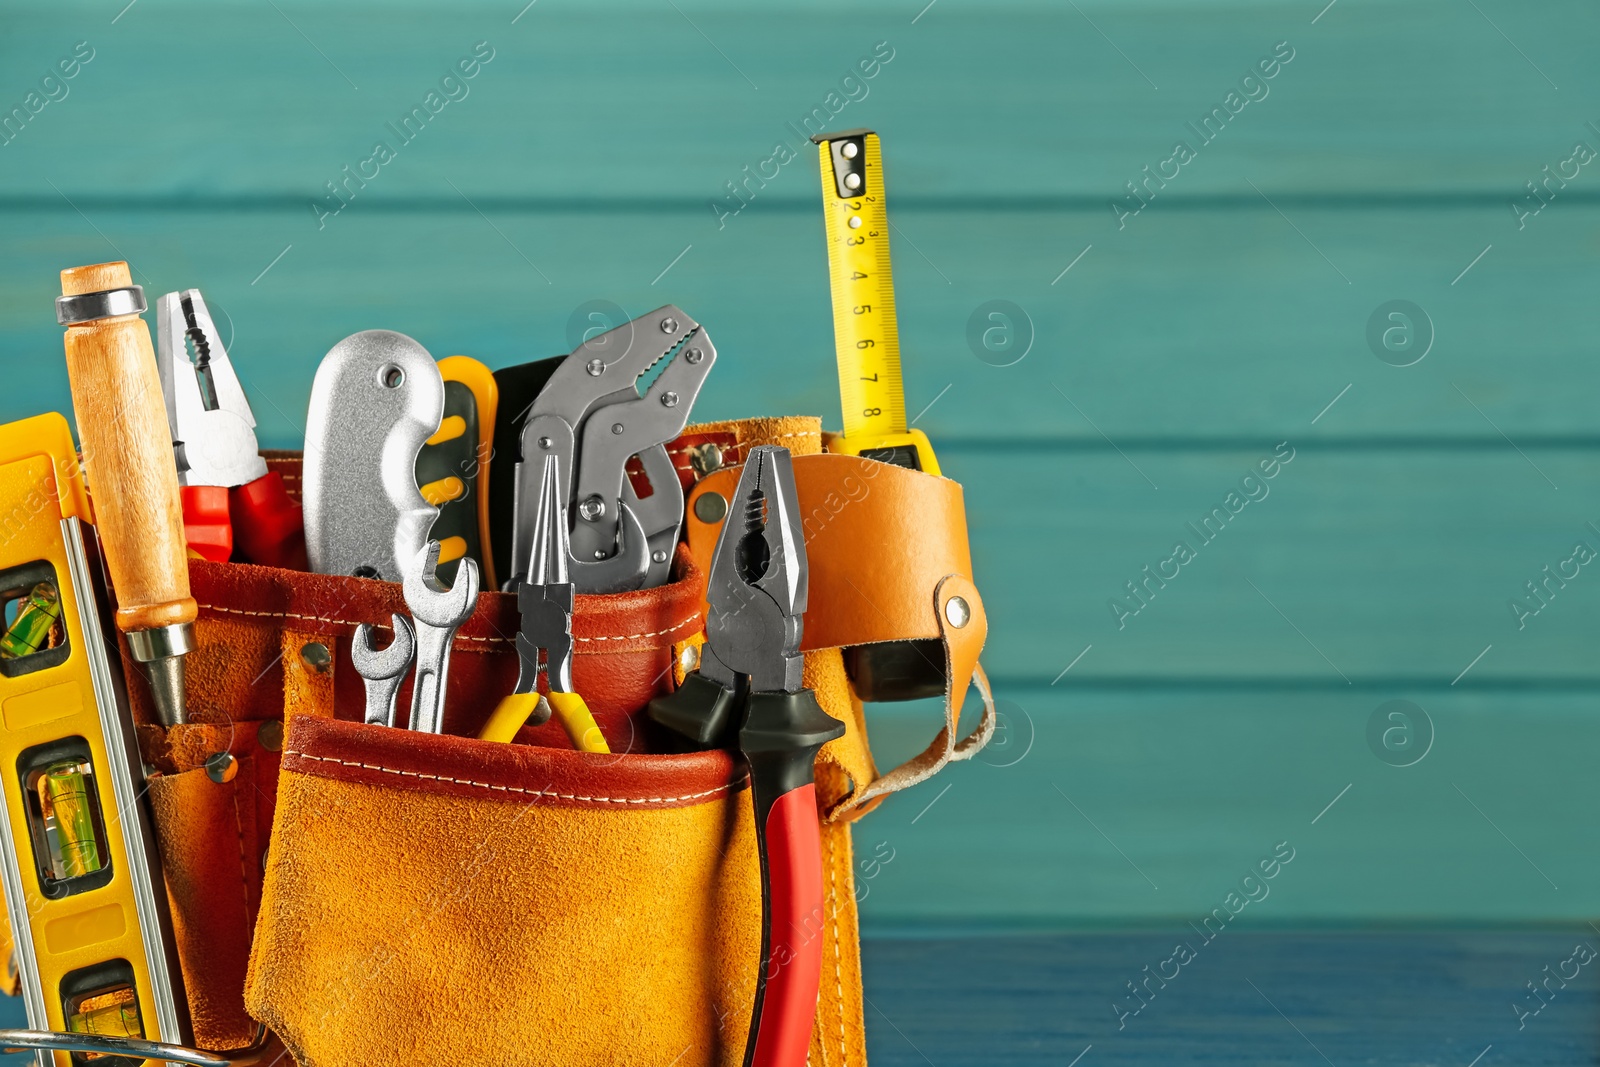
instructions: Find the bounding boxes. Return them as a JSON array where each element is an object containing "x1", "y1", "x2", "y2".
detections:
[
  {"x1": 242, "y1": 641, "x2": 874, "y2": 1067},
  {"x1": 124, "y1": 539, "x2": 710, "y2": 1053},
  {"x1": 247, "y1": 717, "x2": 765, "y2": 1067}
]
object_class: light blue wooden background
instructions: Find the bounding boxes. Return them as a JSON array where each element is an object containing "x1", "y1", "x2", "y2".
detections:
[{"x1": 2, "y1": 0, "x2": 1597, "y2": 930}]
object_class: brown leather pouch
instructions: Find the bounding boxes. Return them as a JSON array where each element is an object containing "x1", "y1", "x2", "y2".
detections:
[
  {"x1": 0, "y1": 414, "x2": 985, "y2": 1063},
  {"x1": 138, "y1": 544, "x2": 720, "y2": 1051}
]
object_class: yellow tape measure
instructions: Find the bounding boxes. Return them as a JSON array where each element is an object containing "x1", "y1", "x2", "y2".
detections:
[{"x1": 814, "y1": 129, "x2": 939, "y2": 475}]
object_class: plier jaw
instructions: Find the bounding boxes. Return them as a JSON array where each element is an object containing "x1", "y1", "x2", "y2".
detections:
[
  {"x1": 155, "y1": 288, "x2": 306, "y2": 568},
  {"x1": 509, "y1": 454, "x2": 574, "y2": 713},
  {"x1": 155, "y1": 289, "x2": 267, "y2": 489},
  {"x1": 652, "y1": 444, "x2": 818, "y2": 742},
  {"x1": 704, "y1": 445, "x2": 807, "y2": 694}
]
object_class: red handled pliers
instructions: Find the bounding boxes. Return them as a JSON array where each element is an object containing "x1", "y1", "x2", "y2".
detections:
[
  {"x1": 649, "y1": 445, "x2": 844, "y2": 1067},
  {"x1": 156, "y1": 289, "x2": 305, "y2": 569}
]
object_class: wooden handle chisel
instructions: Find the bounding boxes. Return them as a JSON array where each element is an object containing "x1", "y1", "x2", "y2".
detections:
[{"x1": 58, "y1": 260, "x2": 196, "y2": 726}]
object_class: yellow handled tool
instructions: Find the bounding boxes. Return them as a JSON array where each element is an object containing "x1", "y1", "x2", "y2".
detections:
[
  {"x1": 479, "y1": 453, "x2": 609, "y2": 753},
  {"x1": 480, "y1": 690, "x2": 607, "y2": 753},
  {"x1": 418, "y1": 355, "x2": 499, "y2": 589},
  {"x1": 813, "y1": 129, "x2": 940, "y2": 475}
]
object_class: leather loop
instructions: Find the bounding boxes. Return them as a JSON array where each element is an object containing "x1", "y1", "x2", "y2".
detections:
[{"x1": 823, "y1": 574, "x2": 997, "y2": 822}]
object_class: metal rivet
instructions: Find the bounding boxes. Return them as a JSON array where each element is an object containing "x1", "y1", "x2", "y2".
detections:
[
  {"x1": 678, "y1": 644, "x2": 700, "y2": 672},
  {"x1": 693, "y1": 491, "x2": 728, "y2": 523},
  {"x1": 586, "y1": 358, "x2": 604, "y2": 377},
  {"x1": 661, "y1": 391, "x2": 680, "y2": 408},
  {"x1": 848, "y1": 216, "x2": 862, "y2": 229},
  {"x1": 652, "y1": 549, "x2": 668, "y2": 564},
  {"x1": 686, "y1": 348, "x2": 704, "y2": 364},
  {"x1": 842, "y1": 142, "x2": 859, "y2": 159},
  {"x1": 538, "y1": 435, "x2": 553, "y2": 449},
  {"x1": 944, "y1": 596, "x2": 971, "y2": 629},
  {"x1": 661, "y1": 317, "x2": 679, "y2": 333},
  {"x1": 577, "y1": 495, "x2": 606, "y2": 521},
  {"x1": 377, "y1": 364, "x2": 404, "y2": 389},
  {"x1": 257, "y1": 720, "x2": 284, "y2": 752},
  {"x1": 844, "y1": 172, "x2": 861, "y2": 190},
  {"x1": 689, "y1": 442, "x2": 724, "y2": 479},
  {"x1": 300, "y1": 641, "x2": 332, "y2": 673},
  {"x1": 205, "y1": 752, "x2": 238, "y2": 784},
  {"x1": 612, "y1": 422, "x2": 625, "y2": 435}
]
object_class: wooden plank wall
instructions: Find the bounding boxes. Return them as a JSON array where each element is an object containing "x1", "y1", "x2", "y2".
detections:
[{"x1": 1, "y1": 0, "x2": 1597, "y2": 926}]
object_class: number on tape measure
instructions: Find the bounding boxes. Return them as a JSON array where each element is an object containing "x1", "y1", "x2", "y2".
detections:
[{"x1": 816, "y1": 132, "x2": 905, "y2": 443}]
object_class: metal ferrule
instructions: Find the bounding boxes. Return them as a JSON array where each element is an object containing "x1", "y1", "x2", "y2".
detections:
[
  {"x1": 126, "y1": 621, "x2": 195, "y2": 663},
  {"x1": 54, "y1": 285, "x2": 147, "y2": 325}
]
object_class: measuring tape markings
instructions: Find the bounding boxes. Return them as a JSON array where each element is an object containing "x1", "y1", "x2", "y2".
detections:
[{"x1": 814, "y1": 129, "x2": 939, "y2": 475}]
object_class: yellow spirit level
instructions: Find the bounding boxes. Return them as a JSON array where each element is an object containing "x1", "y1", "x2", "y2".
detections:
[
  {"x1": 813, "y1": 128, "x2": 939, "y2": 476},
  {"x1": 0, "y1": 413, "x2": 188, "y2": 1065}
]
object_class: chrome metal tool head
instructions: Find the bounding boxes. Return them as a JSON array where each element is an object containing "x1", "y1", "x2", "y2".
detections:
[
  {"x1": 402, "y1": 541, "x2": 480, "y2": 734},
  {"x1": 352, "y1": 614, "x2": 416, "y2": 728},
  {"x1": 510, "y1": 454, "x2": 576, "y2": 702},
  {"x1": 570, "y1": 325, "x2": 715, "y2": 582},
  {"x1": 155, "y1": 288, "x2": 268, "y2": 489},
  {"x1": 527, "y1": 454, "x2": 568, "y2": 588},
  {"x1": 704, "y1": 445, "x2": 807, "y2": 694},
  {"x1": 303, "y1": 330, "x2": 444, "y2": 581},
  {"x1": 510, "y1": 305, "x2": 710, "y2": 591}
]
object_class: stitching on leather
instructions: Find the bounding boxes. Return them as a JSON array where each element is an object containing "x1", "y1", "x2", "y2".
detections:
[
  {"x1": 576, "y1": 617, "x2": 700, "y2": 643},
  {"x1": 200, "y1": 603, "x2": 699, "y2": 646},
  {"x1": 826, "y1": 824, "x2": 848, "y2": 1066},
  {"x1": 286, "y1": 750, "x2": 742, "y2": 805},
  {"x1": 229, "y1": 782, "x2": 251, "y2": 924}
]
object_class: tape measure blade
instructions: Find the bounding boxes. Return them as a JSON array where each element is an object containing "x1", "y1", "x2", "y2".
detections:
[{"x1": 818, "y1": 133, "x2": 906, "y2": 440}]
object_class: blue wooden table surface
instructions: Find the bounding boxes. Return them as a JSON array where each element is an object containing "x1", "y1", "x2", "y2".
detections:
[
  {"x1": 1, "y1": 0, "x2": 1597, "y2": 929},
  {"x1": 6, "y1": 928, "x2": 1596, "y2": 1064},
  {"x1": 859, "y1": 929, "x2": 1600, "y2": 1066}
]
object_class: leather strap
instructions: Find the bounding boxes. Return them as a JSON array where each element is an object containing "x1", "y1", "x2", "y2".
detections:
[
  {"x1": 281, "y1": 626, "x2": 336, "y2": 721},
  {"x1": 685, "y1": 450, "x2": 993, "y2": 821},
  {"x1": 686, "y1": 453, "x2": 978, "y2": 650},
  {"x1": 830, "y1": 576, "x2": 995, "y2": 819}
]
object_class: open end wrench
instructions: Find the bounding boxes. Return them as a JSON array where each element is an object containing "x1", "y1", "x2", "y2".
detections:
[
  {"x1": 352, "y1": 614, "x2": 416, "y2": 728},
  {"x1": 402, "y1": 541, "x2": 480, "y2": 734}
]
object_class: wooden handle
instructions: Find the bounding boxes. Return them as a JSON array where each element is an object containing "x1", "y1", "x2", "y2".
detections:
[{"x1": 60, "y1": 261, "x2": 196, "y2": 633}]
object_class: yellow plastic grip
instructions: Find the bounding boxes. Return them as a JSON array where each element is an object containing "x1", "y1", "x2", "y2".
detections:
[
  {"x1": 547, "y1": 691, "x2": 609, "y2": 754},
  {"x1": 479, "y1": 692, "x2": 543, "y2": 744},
  {"x1": 479, "y1": 690, "x2": 610, "y2": 753}
]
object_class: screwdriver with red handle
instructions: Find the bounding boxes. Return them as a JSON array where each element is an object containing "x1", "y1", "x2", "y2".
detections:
[
  {"x1": 649, "y1": 445, "x2": 844, "y2": 1067},
  {"x1": 156, "y1": 289, "x2": 306, "y2": 569}
]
